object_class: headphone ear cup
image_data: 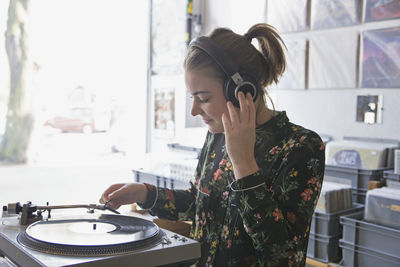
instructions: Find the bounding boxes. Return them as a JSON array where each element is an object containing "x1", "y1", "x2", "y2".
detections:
[
  {"x1": 223, "y1": 72, "x2": 259, "y2": 108},
  {"x1": 223, "y1": 78, "x2": 239, "y2": 107}
]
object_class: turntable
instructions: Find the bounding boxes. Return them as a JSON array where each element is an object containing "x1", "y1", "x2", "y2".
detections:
[{"x1": 0, "y1": 202, "x2": 200, "y2": 266}]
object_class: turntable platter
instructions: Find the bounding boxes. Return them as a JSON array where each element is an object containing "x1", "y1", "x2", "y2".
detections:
[{"x1": 17, "y1": 214, "x2": 163, "y2": 256}]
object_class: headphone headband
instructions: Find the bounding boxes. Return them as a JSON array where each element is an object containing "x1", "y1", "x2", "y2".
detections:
[
  {"x1": 189, "y1": 36, "x2": 258, "y2": 107},
  {"x1": 190, "y1": 36, "x2": 241, "y2": 84}
]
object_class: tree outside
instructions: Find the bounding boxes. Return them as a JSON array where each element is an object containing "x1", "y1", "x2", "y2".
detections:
[
  {"x1": 0, "y1": 0, "x2": 33, "y2": 163},
  {"x1": 0, "y1": 1, "x2": 149, "y2": 165}
]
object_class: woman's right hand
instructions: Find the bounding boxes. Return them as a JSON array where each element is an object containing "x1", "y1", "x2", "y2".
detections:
[{"x1": 99, "y1": 183, "x2": 148, "y2": 210}]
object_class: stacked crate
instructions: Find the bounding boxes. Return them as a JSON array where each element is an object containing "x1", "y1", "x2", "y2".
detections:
[
  {"x1": 324, "y1": 165, "x2": 388, "y2": 204},
  {"x1": 307, "y1": 202, "x2": 364, "y2": 262},
  {"x1": 339, "y1": 211, "x2": 400, "y2": 267},
  {"x1": 384, "y1": 170, "x2": 400, "y2": 189}
]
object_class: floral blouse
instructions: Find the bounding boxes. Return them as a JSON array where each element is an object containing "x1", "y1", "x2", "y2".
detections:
[{"x1": 140, "y1": 111, "x2": 325, "y2": 267}]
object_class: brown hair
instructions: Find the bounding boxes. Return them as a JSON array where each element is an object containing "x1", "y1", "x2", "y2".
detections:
[{"x1": 184, "y1": 23, "x2": 286, "y2": 106}]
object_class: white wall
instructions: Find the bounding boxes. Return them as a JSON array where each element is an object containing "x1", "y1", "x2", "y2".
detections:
[
  {"x1": 275, "y1": 89, "x2": 400, "y2": 140},
  {"x1": 201, "y1": 0, "x2": 400, "y2": 141},
  {"x1": 202, "y1": 0, "x2": 267, "y2": 35}
]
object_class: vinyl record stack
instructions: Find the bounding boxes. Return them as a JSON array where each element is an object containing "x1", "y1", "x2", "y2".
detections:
[
  {"x1": 324, "y1": 137, "x2": 399, "y2": 203},
  {"x1": 132, "y1": 143, "x2": 200, "y2": 190},
  {"x1": 169, "y1": 158, "x2": 198, "y2": 183},
  {"x1": 315, "y1": 182, "x2": 353, "y2": 213},
  {"x1": 364, "y1": 188, "x2": 400, "y2": 229}
]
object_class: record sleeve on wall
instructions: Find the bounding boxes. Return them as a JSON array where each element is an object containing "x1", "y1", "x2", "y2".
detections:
[
  {"x1": 152, "y1": 0, "x2": 187, "y2": 75},
  {"x1": 154, "y1": 86, "x2": 175, "y2": 137},
  {"x1": 362, "y1": 27, "x2": 400, "y2": 88},
  {"x1": 311, "y1": 0, "x2": 360, "y2": 29},
  {"x1": 276, "y1": 38, "x2": 307, "y2": 89},
  {"x1": 365, "y1": 0, "x2": 400, "y2": 22},
  {"x1": 308, "y1": 31, "x2": 358, "y2": 88},
  {"x1": 266, "y1": 0, "x2": 308, "y2": 33}
]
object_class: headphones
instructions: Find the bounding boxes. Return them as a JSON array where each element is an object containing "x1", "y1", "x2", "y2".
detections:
[{"x1": 190, "y1": 36, "x2": 259, "y2": 107}]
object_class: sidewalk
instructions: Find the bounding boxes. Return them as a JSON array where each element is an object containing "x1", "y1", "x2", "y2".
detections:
[
  {"x1": 0, "y1": 162, "x2": 134, "y2": 207},
  {"x1": 0, "y1": 133, "x2": 138, "y2": 209}
]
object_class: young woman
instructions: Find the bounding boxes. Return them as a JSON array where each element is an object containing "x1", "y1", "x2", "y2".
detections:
[{"x1": 100, "y1": 23, "x2": 325, "y2": 267}]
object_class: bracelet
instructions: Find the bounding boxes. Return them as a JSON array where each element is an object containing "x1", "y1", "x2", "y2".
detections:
[
  {"x1": 147, "y1": 186, "x2": 158, "y2": 210},
  {"x1": 229, "y1": 180, "x2": 265, "y2": 192}
]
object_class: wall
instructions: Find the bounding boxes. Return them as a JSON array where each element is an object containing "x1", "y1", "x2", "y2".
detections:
[{"x1": 200, "y1": 0, "x2": 400, "y2": 141}]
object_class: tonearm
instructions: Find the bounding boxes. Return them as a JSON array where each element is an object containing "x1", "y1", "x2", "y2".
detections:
[{"x1": 2, "y1": 201, "x2": 120, "y2": 225}]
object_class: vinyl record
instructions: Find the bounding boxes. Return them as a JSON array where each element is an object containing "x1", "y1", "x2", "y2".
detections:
[{"x1": 17, "y1": 214, "x2": 163, "y2": 256}]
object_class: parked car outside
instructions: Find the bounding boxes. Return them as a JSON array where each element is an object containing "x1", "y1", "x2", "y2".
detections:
[{"x1": 44, "y1": 107, "x2": 96, "y2": 133}]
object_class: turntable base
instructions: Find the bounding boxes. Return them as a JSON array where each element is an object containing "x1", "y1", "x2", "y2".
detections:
[{"x1": 0, "y1": 212, "x2": 200, "y2": 267}]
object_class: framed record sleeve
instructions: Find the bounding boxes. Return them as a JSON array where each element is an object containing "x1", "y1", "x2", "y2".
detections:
[
  {"x1": 311, "y1": 0, "x2": 360, "y2": 29},
  {"x1": 365, "y1": 0, "x2": 400, "y2": 22},
  {"x1": 276, "y1": 38, "x2": 307, "y2": 89},
  {"x1": 154, "y1": 86, "x2": 175, "y2": 137},
  {"x1": 361, "y1": 27, "x2": 400, "y2": 88},
  {"x1": 151, "y1": 0, "x2": 187, "y2": 75},
  {"x1": 266, "y1": 0, "x2": 309, "y2": 33},
  {"x1": 308, "y1": 31, "x2": 358, "y2": 89}
]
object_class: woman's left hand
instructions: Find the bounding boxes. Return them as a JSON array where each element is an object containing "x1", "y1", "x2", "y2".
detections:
[{"x1": 222, "y1": 92, "x2": 259, "y2": 179}]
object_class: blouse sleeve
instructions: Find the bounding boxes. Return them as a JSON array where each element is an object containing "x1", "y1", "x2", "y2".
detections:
[
  {"x1": 138, "y1": 183, "x2": 198, "y2": 221},
  {"x1": 230, "y1": 133, "x2": 325, "y2": 263},
  {"x1": 137, "y1": 133, "x2": 212, "y2": 221}
]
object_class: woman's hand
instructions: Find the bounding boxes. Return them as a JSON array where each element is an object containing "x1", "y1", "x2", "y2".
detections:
[
  {"x1": 99, "y1": 183, "x2": 148, "y2": 210},
  {"x1": 222, "y1": 92, "x2": 259, "y2": 179}
]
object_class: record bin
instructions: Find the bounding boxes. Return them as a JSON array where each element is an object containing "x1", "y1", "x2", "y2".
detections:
[
  {"x1": 167, "y1": 143, "x2": 202, "y2": 157},
  {"x1": 339, "y1": 241, "x2": 400, "y2": 267},
  {"x1": 324, "y1": 165, "x2": 389, "y2": 203},
  {"x1": 310, "y1": 204, "x2": 364, "y2": 236},
  {"x1": 132, "y1": 169, "x2": 189, "y2": 190},
  {"x1": 384, "y1": 170, "x2": 400, "y2": 182},
  {"x1": 383, "y1": 170, "x2": 400, "y2": 189},
  {"x1": 339, "y1": 211, "x2": 400, "y2": 267},
  {"x1": 307, "y1": 204, "x2": 364, "y2": 263},
  {"x1": 307, "y1": 233, "x2": 341, "y2": 263},
  {"x1": 364, "y1": 187, "x2": 400, "y2": 229}
]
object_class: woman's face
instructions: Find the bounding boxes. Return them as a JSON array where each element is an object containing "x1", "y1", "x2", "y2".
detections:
[{"x1": 185, "y1": 70, "x2": 229, "y2": 133}]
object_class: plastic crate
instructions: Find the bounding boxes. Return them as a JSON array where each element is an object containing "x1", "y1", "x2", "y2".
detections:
[
  {"x1": 340, "y1": 211, "x2": 400, "y2": 258},
  {"x1": 167, "y1": 143, "x2": 202, "y2": 157},
  {"x1": 384, "y1": 170, "x2": 400, "y2": 189},
  {"x1": 339, "y1": 241, "x2": 400, "y2": 267},
  {"x1": 311, "y1": 204, "x2": 364, "y2": 236},
  {"x1": 307, "y1": 233, "x2": 341, "y2": 263},
  {"x1": 324, "y1": 164, "x2": 387, "y2": 189},
  {"x1": 324, "y1": 165, "x2": 388, "y2": 203},
  {"x1": 384, "y1": 170, "x2": 400, "y2": 182},
  {"x1": 351, "y1": 188, "x2": 367, "y2": 204},
  {"x1": 132, "y1": 169, "x2": 189, "y2": 190}
]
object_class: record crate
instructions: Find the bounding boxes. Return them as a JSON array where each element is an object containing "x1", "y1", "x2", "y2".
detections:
[
  {"x1": 307, "y1": 233, "x2": 341, "y2": 263},
  {"x1": 339, "y1": 211, "x2": 400, "y2": 267},
  {"x1": 324, "y1": 165, "x2": 389, "y2": 203},
  {"x1": 307, "y1": 204, "x2": 364, "y2": 263},
  {"x1": 167, "y1": 143, "x2": 202, "y2": 156},
  {"x1": 339, "y1": 241, "x2": 400, "y2": 267},
  {"x1": 383, "y1": 170, "x2": 400, "y2": 189},
  {"x1": 132, "y1": 169, "x2": 189, "y2": 190},
  {"x1": 310, "y1": 204, "x2": 364, "y2": 236}
]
